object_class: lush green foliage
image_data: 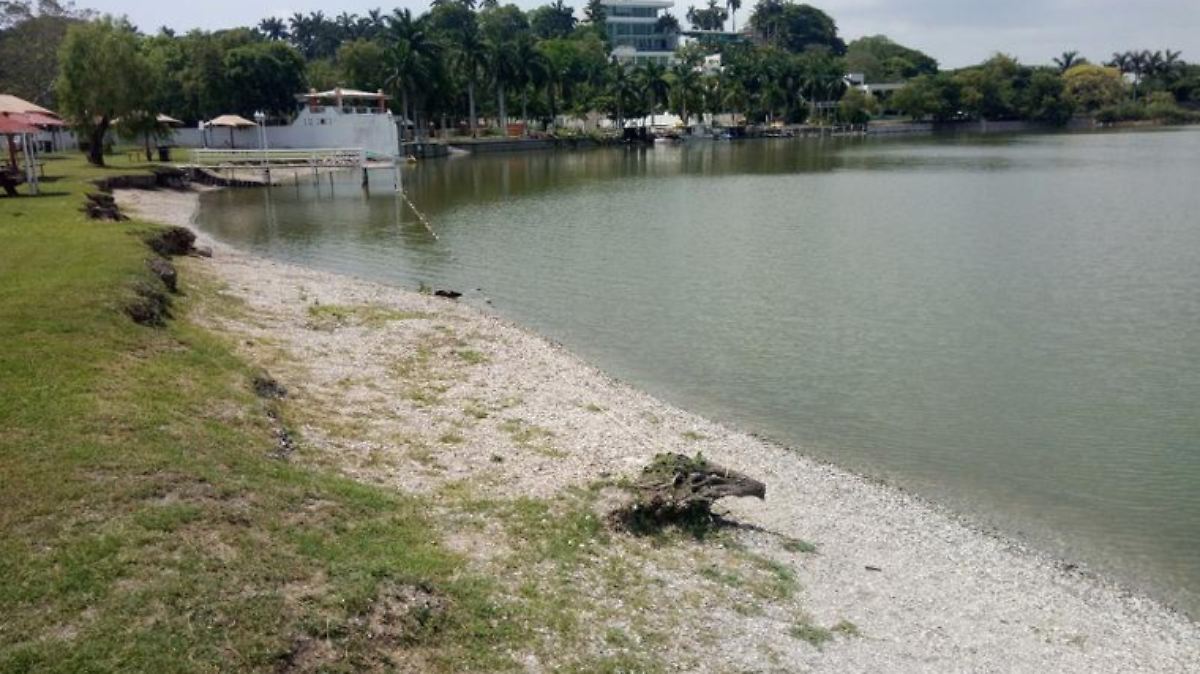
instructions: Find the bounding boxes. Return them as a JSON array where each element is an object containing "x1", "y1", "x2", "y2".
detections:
[
  {"x1": 843, "y1": 35, "x2": 937, "y2": 82},
  {"x1": 749, "y1": 1, "x2": 844, "y2": 55},
  {"x1": 55, "y1": 17, "x2": 149, "y2": 164},
  {"x1": 1062, "y1": 64, "x2": 1126, "y2": 112}
]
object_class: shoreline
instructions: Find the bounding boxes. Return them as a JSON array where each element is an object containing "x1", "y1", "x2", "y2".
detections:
[{"x1": 118, "y1": 185, "x2": 1200, "y2": 671}]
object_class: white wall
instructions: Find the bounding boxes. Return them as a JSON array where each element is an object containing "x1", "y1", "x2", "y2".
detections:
[{"x1": 171, "y1": 112, "x2": 400, "y2": 157}]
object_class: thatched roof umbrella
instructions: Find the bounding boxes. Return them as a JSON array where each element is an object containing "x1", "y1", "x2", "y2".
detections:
[
  {"x1": 206, "y1": 114, "x2": 257, "y2": 148},
  {"x1": 0, "y1": 112, "x2": 40, "y2": 195}
]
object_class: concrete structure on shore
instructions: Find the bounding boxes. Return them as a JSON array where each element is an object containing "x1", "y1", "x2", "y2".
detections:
[
  {"x1": 171, "y1": 89, "x2": 401, "y2": 157},
  {"x1": 603, "y1": 0, "x2": 679, "y2": 65}
]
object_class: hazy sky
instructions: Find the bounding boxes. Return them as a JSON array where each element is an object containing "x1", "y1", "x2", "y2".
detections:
[{"x1": 84, "y1": 0, "x2": 1199, "y2": 69}]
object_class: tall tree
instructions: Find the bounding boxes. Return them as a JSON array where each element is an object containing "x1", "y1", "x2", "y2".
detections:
[
  {"x1": 56, "y1": 17, "x2": 149, "y2": 165},
  {"x1": 749, "y1": 0, "x2": 844, "y2": 54},
  {"x1": 0, "y1": 0, "x2": 92, "y2": 106},
  {"x1": 635, "y1": 60, "x2": 669, "y2": 127},
  {"x1": 384, "y1": 8, "x2": 441, "y2": 140},
  {"x1": 687, "y1": 0, "x2": 727, "y2": 31},
  {"x1": 529, "y1": 0, "x2": 576, "y2": 39}
]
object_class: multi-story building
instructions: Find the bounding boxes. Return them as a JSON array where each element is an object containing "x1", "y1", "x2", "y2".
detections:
[{"x1": 603, "y1": 0, "x2": 679, "y2": 65}]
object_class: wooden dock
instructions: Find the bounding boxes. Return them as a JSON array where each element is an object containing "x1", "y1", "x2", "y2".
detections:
[{"x1": 179, "y1": 148, "x2": 401, "y2": 190}]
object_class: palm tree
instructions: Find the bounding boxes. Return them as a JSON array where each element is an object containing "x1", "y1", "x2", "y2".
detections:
[
  {"x1": 455, "y1": 23, "x2": 488, "y2": 137},
  {"x1": 1053, "y1": 50, "x2": 1084, "y2": 73},
  {"x1": 514, "y1": 36, "x2": 549, "y2": 134},
  {"x1": 608, "y1": 60, "x2": 637, "y2": 130},
  {"x1": 385, "y1": 9, "x2": 441, "y2": 141},
  {"x1": 488, "y1": 38, "x2": 521, "y2": 132},
  {"x1": 656, "y1": 13, "x2": 681, "y2": 35},
  {"x1": 727, "y1": 0, "x2": 741, "y2": 32},
  {"x1": 635, "y1": 61, "x2": 670, "y2": 128},
  {"x1": 257, "y1": 17, "x2": 288, "y2": 41},
  {"x1": 668, "y1": 63, "x2": 702, "y2": 125}
]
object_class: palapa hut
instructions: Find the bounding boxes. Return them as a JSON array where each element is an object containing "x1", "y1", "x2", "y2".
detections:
[{"x1": 204, "y1": 114, "x2": 257, "y2": 148}]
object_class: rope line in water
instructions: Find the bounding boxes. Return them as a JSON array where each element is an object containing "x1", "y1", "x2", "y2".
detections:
[{"x1": 400, "y1": 190, "x2": 439, "y2": 240}]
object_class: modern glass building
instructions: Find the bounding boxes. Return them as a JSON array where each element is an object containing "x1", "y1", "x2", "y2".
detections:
[{"x1": 602, "y1": 0, "x2": 679, "y2": 65}]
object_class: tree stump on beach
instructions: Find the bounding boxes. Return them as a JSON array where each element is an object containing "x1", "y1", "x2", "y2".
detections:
[{"x1": 611, "y1": 453, "x2": 766, "y2": 533}]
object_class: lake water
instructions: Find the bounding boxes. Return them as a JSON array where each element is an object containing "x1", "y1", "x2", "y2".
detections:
[{"x1": 197, "y1": 129, "x2": 1200, "y2": 616}]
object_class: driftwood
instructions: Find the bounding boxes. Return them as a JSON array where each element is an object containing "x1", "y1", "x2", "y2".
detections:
[{"x1": 611, "y1": 453, "x2": 766, "y2": 533}]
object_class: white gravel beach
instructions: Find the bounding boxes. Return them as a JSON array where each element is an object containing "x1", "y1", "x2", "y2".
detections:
[{"x1": 119, "y1": 186, "x2": 1200, "y2": 673}]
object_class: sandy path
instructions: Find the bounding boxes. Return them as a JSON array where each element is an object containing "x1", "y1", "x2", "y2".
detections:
[{"x1": 120, "y1": 187, "x2": 1200, "y2": 673}]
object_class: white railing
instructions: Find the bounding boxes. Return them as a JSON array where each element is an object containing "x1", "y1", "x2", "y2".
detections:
[{"x1": 187, "y1": 148, "x2": 367, "y2": 168}]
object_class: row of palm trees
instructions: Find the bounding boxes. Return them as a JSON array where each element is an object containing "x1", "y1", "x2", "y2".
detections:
[{"x1": 1106, "y1": 49, "x2": 1186, "y2": 97}]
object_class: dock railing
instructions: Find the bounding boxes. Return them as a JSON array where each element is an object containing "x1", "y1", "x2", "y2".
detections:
[{"x1": 186, "y1": 148, "x2": 369, "y2": 169}]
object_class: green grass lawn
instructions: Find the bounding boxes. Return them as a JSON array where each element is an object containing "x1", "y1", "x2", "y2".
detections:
[{"x1": 0, "y1": 155, "x2": 520, "y2": 671}]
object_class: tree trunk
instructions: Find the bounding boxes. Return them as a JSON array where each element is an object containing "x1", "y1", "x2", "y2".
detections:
[
  {"x1": 521, "y1": 89, "x2": 529, "y2": 137},
  {"x1": 87, "y1": 117, "x2": 109, "y2": 167},
  {"x1": 143, "y1": 131, "x2": 152, "y2": 162},
  {"x1": 497, "y1": 86, "x2": 507, "y2": 135},
  {"x1": 400, "y1": 89, "x2": 410, "y2": 143},
  {"x1": 468, "y1": 78, "x2": 477, "y2": 138}
]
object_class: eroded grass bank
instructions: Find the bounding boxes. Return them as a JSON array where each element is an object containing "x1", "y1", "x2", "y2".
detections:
[{"x1": 0, "y1": 158, "x2": 827, "y2": 671}]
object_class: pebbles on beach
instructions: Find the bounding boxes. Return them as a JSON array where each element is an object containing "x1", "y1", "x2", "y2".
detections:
[{"x1": 118, "y1": 188, "x2": 1200, "y2": 673}]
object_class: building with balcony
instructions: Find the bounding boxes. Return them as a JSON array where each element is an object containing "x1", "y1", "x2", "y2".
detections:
[{"x1": 603, "y1": 0, "x2": 679, "y2": 65}]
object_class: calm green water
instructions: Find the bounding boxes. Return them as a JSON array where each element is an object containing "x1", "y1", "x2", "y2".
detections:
[{"x1": 197, "y1": 129, "x2": 1200, "y2": 616}]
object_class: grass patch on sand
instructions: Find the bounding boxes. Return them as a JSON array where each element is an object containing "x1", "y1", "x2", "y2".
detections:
[{"x1": 305, "y1": 303, "x2": 431, "y2": 330}]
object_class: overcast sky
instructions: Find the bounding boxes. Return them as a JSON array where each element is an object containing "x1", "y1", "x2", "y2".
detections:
[{"x1": 83, "y1": 0, "x2": 1199, "y2": 69}]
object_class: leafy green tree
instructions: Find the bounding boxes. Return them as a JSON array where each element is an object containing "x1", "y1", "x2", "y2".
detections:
[
  {"x1": 222, "y1": 41, "x2": 307, "y2": 117},
  {"x1": 749, "y1": 0, "x2": 844, "y2": 55},
  {"x1": 837, "y1": 86, "x2": 878, "y2": 124},
  {"x1": 1015, "y1": 68, "x2": 1073, "y2": 124},
  {"x1": 0, "y1": 0, "x2": 91, "y2": 106},
  {"x1": 954, "y1": 54, "x2": 1020, "y2": 120},
  {"x1": 306, "y1": 58, "x2": 340, "y2": 90},
  {"x1": 1062, "y1": 64, "x2": 1126, "y2": 111},
  {"x1": 529, "y1": 0, "x2": 576, "y2": 40},
  {"x1": 56, "y1": 16, "x2": 149, "y2": 165},
  {"x1": 891, "y1": 72, "x2": 961, "y2": 121},
  {"x1": 843, "y1": 35, "x2": 938, "y2": 82},
  {"x1": 337, "y1": 39, "x2": 388, "y2": 92}
]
